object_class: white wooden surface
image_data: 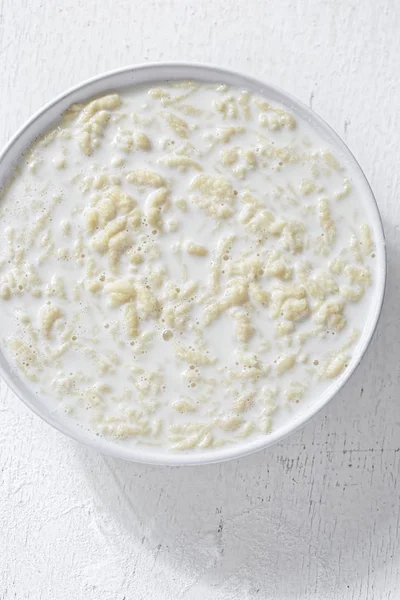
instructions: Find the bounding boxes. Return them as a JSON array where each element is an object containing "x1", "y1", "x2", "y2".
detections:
[{"x1": 1, "y1": 1, "x2": 399, "y2": 598}]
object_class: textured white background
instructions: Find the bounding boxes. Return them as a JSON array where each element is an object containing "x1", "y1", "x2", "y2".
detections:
[{"x1": 1, "y1": 1, "x2": 399, "y2": 598}]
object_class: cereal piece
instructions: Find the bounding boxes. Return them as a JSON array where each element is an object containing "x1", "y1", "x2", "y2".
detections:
[
  {"x1": 145, "y1": 187, "x2": 169, "y2": 211},
  {"x1": 229, "y1": 255, "x2": 263, "y2": 279},
  {"x1": 109, "y1": 231, "x2": 132, "y2": 271},
  {"x1": 207, "y1": 235, "x2": 236, "y2": 294},
  {"x1": 233, "y1": 392, "x2": 255, "y2": 413},
  {"x1": 215, "y1": 126, "x2": 244, "y2": 142},
  {"x1": 39, "y1": 305, "x2": 63, "y2": 339},
  {"x1": 323, "y1": 151, "x2": 341, "y2": 170},
  {"x1": 45, "y1": 276, "x2": 67, "y2": 299},
  {"x1": 173, "y1": 400, "x2": 196, "y2": 413},
  {"x1": 126, "y1": 169, "x2": 165, "y2": 188},
  {"x1": 315, "y1": 301, "x2": 346, "y2": 332},
  {"x1": 220, "y1": 148, "x2": 239, "y2": 166},
  {"x1": 270, "y1": 285, "x2": 306, "y2": 319},
  {"x1": 306, "y1": 272, "x2": 339, "y2": 301},
  {"x1": 88, "y1": 281, "x2": 102, "y2": 294},
  {"x1": 85, "y1": 208, "x2": 99, "y2": 233},
  {"x1": 275, "y1": 353, "x2": 296, "y2": 375},
  {"x1": 219, "y1": 416, "x2": 243, "y2": 432},
  {"x1": 107, "y1": 187, "x2": 136, "y2": 214},
  {"x1": 144, "y1": 187, "x2": 169, "y2": 228},
  {"x1": 319, "y1": 198, "x2": 336, "y2": 245},
  {"x1": 79, "y1": 110, "x2": 112, "y2": 156},
  {"x1": 344, "y1": 265, "x2": 371, "y2": 286},
  {"x1": 0, "y1": 284, "x2": 11, "y2": 300},
  {"x1": 97, "y1": 196, "x2": 117, "y2": 226},
  {"x1": 335, "y1": 177, "x2": 351, "y2": 200},
  {"x1": 135, "y1": 132, "x2": 152, "y2": 151},
  {"x1": 229, "y1": 307, "x2": 254, "y2": 342},
  {"x1": 341, "y1": 285, "x2": 364, "y2": 302},
  {"x1": 204, "y1": 279, "x2": 248, "y2": 325},
  {"x1": 330, "y1": 256, "x2": 347, "y2": 275},
  {"x1": 174, "y1": 343, "x2": 216, "y2": 365},
  {"x1": 78, "y1": 94, "x2": 121, "y2": 123},
  {"x1": 91, "y1": 216, "x2": 127, "y2": 253},
  {"x1": 244, "y1": 207, "x2": 276, "y2": 237},
  {"x1": 198, "y1": 432, "x2": 214, "y2": 448},
  {"x1": 360, "y1": 224, "x2": 374, "y2": 255},
  {"x1": 231, "y1": 364, "x2": 270, "y2": 380},
  {"x1": 265, "y1": 251, "x2": 293, "y2": 281},
  {"x1": 165, "y1": 219, "x2": 179, "y2": 233},
  {"x1": 124, "y1": 302, "x2": 139, "y2": 338},
  {"x1": 104, "y1": 278, "x2": 136, "y2": 306},
  {"x1": 186, "y1": 241, "x2": 208, "y2": 256},
  {"x1": 259, "y1": 415, "x2": 272, "y2": 434},
  {"x1": 176, "y1": 104, "x2": 203, "y2": 116},
  {"x1": 135, "y1": 283, "x2": 160, "y2": 318},
  {"x1": 280, "y1": 221, "x2": 305, "y2": 253},
  {"x1": 238, "y1": 91, "x2": 251, "y2": 119},
  {"x1": 190, "y1": 174, "x2": 235, "y2": 219},
  {"x1": 244, "y1": 150, "x2": 257, "y2": 168},
  {"x1": 161, "y1": 156, "x2": 202, "y2": 172},
  {"x1": 249, "y1": 282, "x2": 270, "y2": 305},
  {"x1": 349, "y1": 234, "x2": 363, "y2": 262},
  {"x1": 275, "y1": 321, "x2": 295, "y2": 337},
  {"x1": 321, "y1": 352, "x2": 348, "y2": 378},
  {"x1": 281, "y1": 113, "x2": 296, "y2": 129},
  {"x1": 163, "y1": 113, "x2": 189, "y2": 138},
  {"x1": 284, "y1": 382, "x2": 305, "y2": 402},
  {"x1": 114, "y1": 129, "x2": 134, "y2": 153}
]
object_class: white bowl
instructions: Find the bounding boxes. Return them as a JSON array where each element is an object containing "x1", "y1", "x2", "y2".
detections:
[{"x1": 0, "y1": 63, "x2": 386, "y2": 466}]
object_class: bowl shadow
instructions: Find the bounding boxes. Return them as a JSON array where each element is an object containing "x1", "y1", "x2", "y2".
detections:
[{"x1": 76, "y1": 220, "x2": 399, "y2": 599}]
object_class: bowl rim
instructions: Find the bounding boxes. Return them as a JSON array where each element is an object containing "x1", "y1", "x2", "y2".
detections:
[{"x1": 0, "y1": 61, "x2": 387, "y2": 466}]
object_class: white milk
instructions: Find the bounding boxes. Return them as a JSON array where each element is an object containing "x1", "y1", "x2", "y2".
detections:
[{"x1": 0, "y1": 81, "x2": 376, "y2": 451}]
